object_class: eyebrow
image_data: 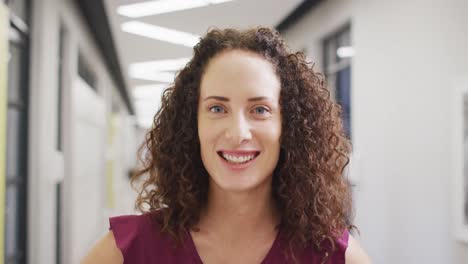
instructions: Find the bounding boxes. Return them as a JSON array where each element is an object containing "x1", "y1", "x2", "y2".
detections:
[{"x1": 203, "y1": 96, "x2": 271, "y2": 102}]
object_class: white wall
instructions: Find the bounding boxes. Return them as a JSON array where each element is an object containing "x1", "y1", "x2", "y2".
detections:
[
  {"x1": 28, "y1": 0, "x2": 138, "y2": 263},
  {"x1": 28, "y1": 0, "x2": 62, "y2": 262},
  {"x1": 281, "y1": 0, "x2": 468, "y2": 263}
]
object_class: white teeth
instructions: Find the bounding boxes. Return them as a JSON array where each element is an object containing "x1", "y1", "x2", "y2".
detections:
[{"x1": 221, "y1": 153, "x2": 256, "y2": 163}]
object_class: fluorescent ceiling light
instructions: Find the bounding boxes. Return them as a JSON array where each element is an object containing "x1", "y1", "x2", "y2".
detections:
[
  {"x1": 136, "y1": 101, "x2": 162, "y2": 112},
  {"x1": 121, "y1": 21, "x2": 199, "y2": 47},
  {"x1": 134, "y1": 84, "x2": 170, "y2": 90},
  {"x1": 132, "y1": 84, "x2": 169, "y2": 100},
  {"x1": 129, "y1": 70, "x2": 176, "y2": 83},
  {"x1": 131, "y1": 57, "x2": 191, "y2": 72},
  {"x1": 117, "y1": 0, "x2": 233, "y2": 18},
  {"x1": 129, "y1": 57, "x2": 190, "y2": 82},
  {"x1": 337, "y1": 46, "x2": 355, "y2": 58}
]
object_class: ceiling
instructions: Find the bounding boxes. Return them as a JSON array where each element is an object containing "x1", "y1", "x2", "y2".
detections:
[{"x1": 103, "y1": 0, "x2": 304, "y2": 127}]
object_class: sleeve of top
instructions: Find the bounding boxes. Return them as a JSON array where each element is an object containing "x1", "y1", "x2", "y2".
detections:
[
  {"x1": 330, "y1": 229, "x2": 350, "y2": 264},
  {"x1": 109, "y1": 215, "x2": 142, "y2": 260}
]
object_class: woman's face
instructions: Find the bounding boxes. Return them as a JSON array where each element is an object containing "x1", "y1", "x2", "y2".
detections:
[{"x1": 198, "y1": 50, "x2": 282, "y2": 193}]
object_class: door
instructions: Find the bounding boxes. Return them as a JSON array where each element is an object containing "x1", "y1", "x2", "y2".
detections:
[{"x1": 69, "y1": 77, "x2": 105, "y2": 264}]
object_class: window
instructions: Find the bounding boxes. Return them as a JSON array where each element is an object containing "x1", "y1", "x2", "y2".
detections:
[
  {"x1": 323, "y1": 24, "x2": 352, "y2": 138},
  {"x1": 323, "y1": 24, "x2": 355, "y2": 228},
  {"x1": 5, "y1": 0, "x2": 30, "y2": 263}
]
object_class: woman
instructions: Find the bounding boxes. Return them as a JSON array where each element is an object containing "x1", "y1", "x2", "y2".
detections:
[{"x1": 82, "y1": 27, "x2": 370, "y2": 263}]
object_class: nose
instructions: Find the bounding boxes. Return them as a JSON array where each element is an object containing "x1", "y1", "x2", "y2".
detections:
[{"x1": 225, "y1": 113, "x2": 252, "y2": 145}]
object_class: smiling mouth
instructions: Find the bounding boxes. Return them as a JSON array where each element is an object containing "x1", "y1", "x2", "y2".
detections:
[{"x1": 217, "y1": 151, "x2": 261, "y2": 164}]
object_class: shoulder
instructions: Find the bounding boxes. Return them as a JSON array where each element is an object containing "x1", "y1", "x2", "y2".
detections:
[
  {"x1": 108, "y1": 214, "x2": 146, "y2": 253},
  {"x1": 80, "y1": 231, "x2": 123, "y2": 264},
  {"x1": 82, "y1": 212, "x2": 164, "y2": 264},
  {"x1": 109, "y1": 212, "x2": 166, "y2": 254},
  {"x1": 345, "y1": 235, "x2": 372, "y2": 264}
]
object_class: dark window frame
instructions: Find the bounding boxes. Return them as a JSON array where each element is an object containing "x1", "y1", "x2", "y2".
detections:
[
  {"x1": 323, "y1": 23, "x2": 352, "y2": 139},
  {"x1": 78, "y1": 50, "x2": 97, "y2": 91},
  {"x1": 5, "y1": 0, "x2": 31, "y2": 263},
  {"x1": 57, "y1": 24, "x2": 66, "y2": 151}
]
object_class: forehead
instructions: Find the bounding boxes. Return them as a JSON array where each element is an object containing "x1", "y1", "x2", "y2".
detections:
[{"x1": 200, "y1": 50, "x2": 281, "y2": 98}]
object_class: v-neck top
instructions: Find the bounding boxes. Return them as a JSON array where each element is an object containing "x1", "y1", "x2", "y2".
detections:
[
  {"x1": 185, "y1": 220, "x2": 283, "y2": 264},
  {"x1": 109, "y1": 212, "x2": 349, "y2": 264}
]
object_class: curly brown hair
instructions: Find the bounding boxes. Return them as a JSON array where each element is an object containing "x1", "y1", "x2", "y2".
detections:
[{"x1": 132, "y1": 27, "x2": 354, "y2": 263}]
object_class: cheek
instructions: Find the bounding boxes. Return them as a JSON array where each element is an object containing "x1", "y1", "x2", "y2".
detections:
[
  {"x1": 266, "y1": 121, "x2": 282, "y2": 158},
  {"x1": 198, "y1": 126, "x2": 208, "y2": 150},
  {"x1": 198, "y1": 119, "x2": 217, "y2": 151},
  {"x1": 268, "y1": 118, "x2": 282, "y2": 144},
  {"x1": 270, "y1": 131, "x2": 282, "y2": 149},
  {"x1": 257, "y1": 126, "x2": 281, "y2": 149}
]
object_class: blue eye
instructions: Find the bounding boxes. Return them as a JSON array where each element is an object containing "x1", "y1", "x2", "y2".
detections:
[
  {"x1": 209, "y1": 105, "x2": 225, "y2": 113},
  {"x1": 253, "y1": 106, "x2": 269, "y2": 115}
]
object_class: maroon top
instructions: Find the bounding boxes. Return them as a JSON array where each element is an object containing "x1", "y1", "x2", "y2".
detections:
[{"x1": 109, "y1": 212, "x2": 349, "y2": 263}]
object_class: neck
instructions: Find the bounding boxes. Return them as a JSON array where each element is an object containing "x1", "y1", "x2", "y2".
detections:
[{"x1": 197, "y1": 179, "x2": 280, "y2": 238}]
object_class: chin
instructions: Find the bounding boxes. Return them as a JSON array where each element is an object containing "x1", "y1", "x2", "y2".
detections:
[{"x1": 209, "y1": 173, "x2": 271, "y2": 194}]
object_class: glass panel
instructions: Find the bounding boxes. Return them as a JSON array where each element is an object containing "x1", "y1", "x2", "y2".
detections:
[
  {"x1": 6, "y1": 109, "x2": 19, "y2": 179},
  {"x1": 336, "y1": 28, "x2": 351, "y2": 64},
  {"x1": 5, "y1": 2, "x2": 30, "y2": 263},
  {"x1": 323, "y1": 25, "x2": 352, "y2": 138},
  {"x1": 5, "y1": 185, "x2": 18, "y2": 260},
  {"x1": 337, "y1": 66, "x2": 351, "y2": 137},
  {"x1": 7, "y1": 43, "x2": 24, "y2": 106},
  {"x1": 6, "y1": 110, "x2": 27, "y2": 180},
  {"x1": 5, "y1": 109, "x2": 27, "y2": 264}
]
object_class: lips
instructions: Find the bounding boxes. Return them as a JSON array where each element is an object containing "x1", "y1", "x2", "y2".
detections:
[{"x1": 216, "y1": 150, "x2": 261, "y2": 171}]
